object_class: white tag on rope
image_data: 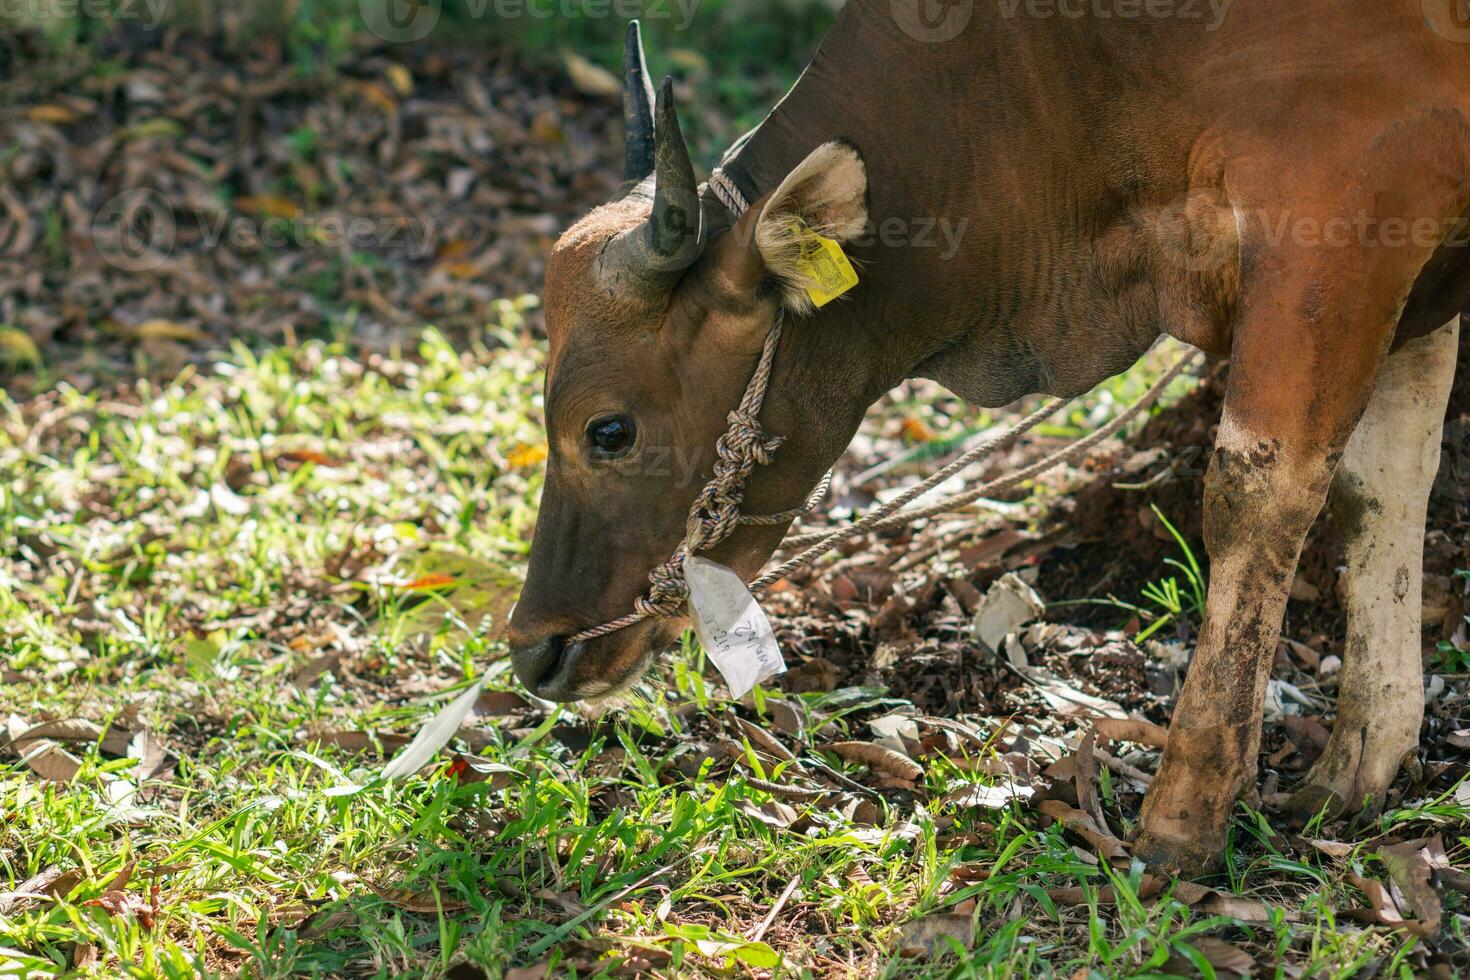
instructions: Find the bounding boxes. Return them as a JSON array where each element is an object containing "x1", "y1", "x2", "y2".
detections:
[{"x1": 685, "y1": 557, "x2": 785, "y2": 699}]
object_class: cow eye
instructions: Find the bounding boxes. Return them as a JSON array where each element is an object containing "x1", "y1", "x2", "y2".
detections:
[{"x1": 586, "y1": 415, "x2": 636, "y2": 458}]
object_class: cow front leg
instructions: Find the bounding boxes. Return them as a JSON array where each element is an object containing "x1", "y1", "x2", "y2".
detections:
[
  {"x1": 1288, "y1": 316, "x2": 1459, "y2": 821},
  {"x1": 1129, "y1": 171, "x2": 1444, "y2": 870},
  {"x1": 1133, "y1": 419, "x2": 1339, "y2": 873}
]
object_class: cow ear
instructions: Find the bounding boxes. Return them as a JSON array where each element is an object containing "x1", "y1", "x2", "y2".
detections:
[{"x1": 750, "y1": 141, "x2": 868, "y2": 313}]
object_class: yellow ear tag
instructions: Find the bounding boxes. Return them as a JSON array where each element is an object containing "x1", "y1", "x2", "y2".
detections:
[{"x1": 790, "y1": 218, "x2": 858, "y2": 308}]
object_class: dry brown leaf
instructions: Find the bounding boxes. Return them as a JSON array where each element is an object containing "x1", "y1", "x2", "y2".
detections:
[
  {"x1": 312, "y1": 731, "x2": 413, "y2": 754},
  {"x1": 1034, "y1": 799, "x2": 1128, "y2": 861},
  {"x1": 27, "y1": 104, "x2": 80, "y2": 124},
  {"x1": 361, "y1": 878, "x2": 470, "y2": 914},
  {"x1": 475, "y1": 690, "x2": 531, "y2": 716},
  {"x1": 734, "y1": 717, "x2": 796, "y2": 762},
  {"x1": 1379, "y1": 838, "x2": 1443, "y2": 937},
  {"x1": 766, "y1": 699, "x2": 804, "y2": 738},
  {"x1": 1193, "y1": 937, "x2": 1253, "y2": 976},
  {"x1": 291, "y1": 653, "x2": 342, "y2": 690},
  {"x1": 561, "y1": 51, "x2": 621, "y2": 98},
  {"x1": 1091, "y1": 716, "x2": 1169, "y2": 749},
  {"x1": 135, "y1": 319, "x2": 206, "y2": 342},
  {"x1": 822, "y1": 741, "x2": 923, "y2": 782},
  {"x1": 384, "y1": 63, "x2": 414, "y2": 97},
  {"x1": 1074, "y1": 733, "x2": 1112, "y2": 839},
  {"x1": 8, "y1": 717, "x2": 104, "y2": 747},
  {"x1": 736, "y1": 799, "x2": 798, "y2": 829},
  {"x1": 0, "y1": 867, "x2": 87, "y2": 914},
  {"x1": 1304, "y1": 838, "x2": 1355, "y2": 860},
  {"x1": 127, "y1": 729, "x2": 173, "y2": 783},
  {"x1": 12, "y1": 737, "x2": 81, "y2": 782},
  {"x1": 897, "y1": 913, "x2": 974, "y2": 958},
  {"x1": 1046, "y1": 878, "x2": 1165, "y2": 905},
  {"x1": 504, "y1": 964, "x2": 549, "y2": 980}
]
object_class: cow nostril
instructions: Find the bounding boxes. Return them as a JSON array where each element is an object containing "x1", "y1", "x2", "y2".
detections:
[
  {"x1": 512, "y1": 633, "x2": 571, "y2": 692},
  {"x1": 538, "y1": 634, "x2": 568, "y2": 686}
]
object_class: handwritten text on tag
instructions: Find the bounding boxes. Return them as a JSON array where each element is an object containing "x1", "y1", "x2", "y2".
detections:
[{"x1": 684, "y1": 557, "x2": 785, "y2": 699}]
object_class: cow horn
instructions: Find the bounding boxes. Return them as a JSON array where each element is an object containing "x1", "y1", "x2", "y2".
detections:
[
  {"x1": 603, "y1": 76, "x2": 707, "y2": 291},
  {"x1": 622, "y1": 21, "x2": 656, "y2": 187}
]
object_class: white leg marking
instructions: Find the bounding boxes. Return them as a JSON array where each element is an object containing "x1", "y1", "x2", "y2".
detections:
[{"x1": 1295, "y1": 316, "x2": 1459, "y2": 815}]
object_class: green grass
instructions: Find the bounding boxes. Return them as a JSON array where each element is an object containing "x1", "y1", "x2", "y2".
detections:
[{"x1": 3, "y1": 309, "x2": 1468, "y2": 976}]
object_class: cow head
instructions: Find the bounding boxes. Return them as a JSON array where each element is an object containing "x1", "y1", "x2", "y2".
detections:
[{"x1": 506, "y1": 23, "x2": 868, "y2": 701}]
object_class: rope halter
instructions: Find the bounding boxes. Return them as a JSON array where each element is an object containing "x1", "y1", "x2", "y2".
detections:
[{"x1": 568, "y1": 309, "x2": 815, "y2": 643}]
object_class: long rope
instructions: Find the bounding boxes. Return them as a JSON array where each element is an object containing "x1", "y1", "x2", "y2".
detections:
[{"x1": 567, "y1": 312, "x2": 1201, "y2": 643}]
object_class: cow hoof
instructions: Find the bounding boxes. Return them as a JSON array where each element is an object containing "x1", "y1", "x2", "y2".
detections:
[{"x1": 1131, "y1": 828, "x2": 1222, "y2": 878}]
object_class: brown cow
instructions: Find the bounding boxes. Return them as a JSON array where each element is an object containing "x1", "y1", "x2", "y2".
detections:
[{"x1": 507, "y1": 3, "x2": 1470, "y2": 872}]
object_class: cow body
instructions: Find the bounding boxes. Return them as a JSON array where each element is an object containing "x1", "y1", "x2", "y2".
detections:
[{"x1": 510, "y1": 1, "x2": 1470, "y2": 873}]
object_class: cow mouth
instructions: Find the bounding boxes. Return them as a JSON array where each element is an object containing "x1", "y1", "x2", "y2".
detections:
[
  {"x1": 520, "y1": 632, "x2": 657, "y2": 703},
  {"x1": 522, "y1": 633, "x2": 583, "y2": 701}
]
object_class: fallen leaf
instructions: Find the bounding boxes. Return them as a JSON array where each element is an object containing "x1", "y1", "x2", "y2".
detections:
[
  {"x1": 506, "y1": 443, "x2": 548, "y2": 469},
  {"x1": 1378, "y1": 838, "x2": 1443, "y2": 937},
  {"x1": 822, "y1": 741, "x2": 923, "y2": 782},
  {"x1": 1172, "y1": 937, "x2": 1253, "y2": 977},
  {"x1": 384, "y1": 63, "x2": 414, "y2": 96},
  {"x1": 312, "y1": 730, "x2": 413, "y2": 754},
  {"x1": 7, "y1": 715, "x2": 82, "y2": 782},
  {"x1": 0, "y1": 327, "x2": 41, "y2": 367},
  {"x1": 0, "y1": 867, "x2": 87, "y2": 914},
  {"x1": 1074, "y1": 733, "x2": 1112, "y2": 841},
  {"x1": 395, "y1": 573, "x2": 458, "y2": 591},
  {"x1": 736, "y1": 799, "x2": 798, "y2": 829},
  {"x1": 474, "y1": 690, "x2": 531, "y2": 716},
  {"x1": 1034, "y1": 799, "x2": 1128, "y2": 861},
  {"x1": 361, "y1": 878, "x2": 470, "y2": 914},
  {"x1": 734, "y1": 717, "x2": 795, "y2": 762},
  {"x1": 27, "y1": 104, "x2": 80, "y2": 124},
  {"x1": 1091, "y1": 716, "x2": 1168, "y2": 749},
  {"x1": 1304, "y1": 838, "x2": 1355, "y2": 860},
  {"x1": 234, "y1": 194, "x2": 299, "y2": 220},
  {"x1": 1014, "y1": 665, "x2": 1127, "y2": 720},
  {"x1": 135, "y1": 318, "x2": 206, "y2": 342},
  {"x1": 127, "y1": 728, "x2": 173, "y2": 783},
  {"x1": 562, "y1": 51, "x2": 620, "y2": 98},
  {"x1": 897, "y1": 913, "x2": 974, "y2": 958}
]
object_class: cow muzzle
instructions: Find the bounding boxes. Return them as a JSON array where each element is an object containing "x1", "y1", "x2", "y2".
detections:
[{"x1": 510, "y1": 633, "x2": 587, "y2": 701}]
